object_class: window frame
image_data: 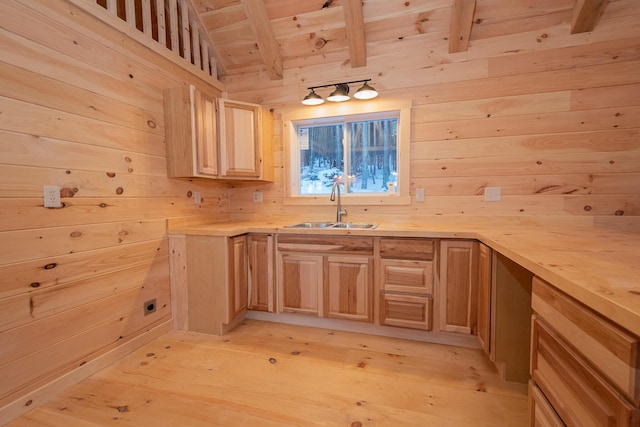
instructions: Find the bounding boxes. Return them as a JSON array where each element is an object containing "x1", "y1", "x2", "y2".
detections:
[{"x1": 283, "y1": 99, "x2": 411, "y2": 206}]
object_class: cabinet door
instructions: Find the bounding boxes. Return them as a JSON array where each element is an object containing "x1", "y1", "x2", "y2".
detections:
[
  {"x1": 438, "y1": 240, "x2": 478, "y2": 334},
  {"x1": 248, "y1": 234, "x2": 274, "y2": 312},
  {"x1": 529, "y1": 382, "x2": 564, "y2": 427},
  {"x1": 164, "y1": 85, "x2": 218, "y2": 178},
  {"x1": 227, "y1": 235, "x2": 248, "y2": 323},
  {"x1": 325, "y1": 256, "x2": 373, "y2": 322},
  {"x1": 477, "y1": 243, "x2": 492, "y2": 354},
  {"x1": 219, "y1": 99, "x2": 261, "y2": 178},
  {"x1": 278, "y1": 253, "x2": 323, "y2": 315},
  {"x1": 194, "y1": 88, "x2": 218, "y2": 176}
]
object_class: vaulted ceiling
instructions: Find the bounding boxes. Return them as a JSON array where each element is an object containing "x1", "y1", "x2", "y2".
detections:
[{"x1": 191, "y1": 0, "x2": 610, "y2": 80}]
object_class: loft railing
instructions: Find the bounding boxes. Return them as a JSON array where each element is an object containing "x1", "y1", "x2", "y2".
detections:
[{"x1": 94, "y1": 0, "x2": 218, "y2": 79}]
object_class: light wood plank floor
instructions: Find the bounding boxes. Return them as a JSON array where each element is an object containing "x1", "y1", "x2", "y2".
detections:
[{"x1": 8, "y1": 320, "x2": 528, "y2": 426}]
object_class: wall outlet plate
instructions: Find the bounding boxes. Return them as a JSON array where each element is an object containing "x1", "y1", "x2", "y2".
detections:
[
  {"x1": 43, "y1": 185, "x2": 62, "y2": 208},
  {"x1": 484, "y1": 187, "x2": 502, "y2": 202},
  {"x1": 253, "y1": 191, "x2": 263, "y2": 202}
]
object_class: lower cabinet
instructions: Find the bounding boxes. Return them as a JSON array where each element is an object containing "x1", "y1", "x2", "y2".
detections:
[
  {"x1": 378, "y1": 238, "x2": 435, "y2": 330},
  {"x1": 530, "y1": 277, "x2": 640, "y2": 426},
  {"x1": 184, "y1": 234, "x2": 247, "y2": 335},
  {"x1": 276, "y1": 235, "x2": 374, "y2": 321},
  {"x1": 477, "y1": 242, "x2": 492, "y2": 354}
]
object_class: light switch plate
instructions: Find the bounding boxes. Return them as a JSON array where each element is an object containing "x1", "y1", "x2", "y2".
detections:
[
  {"x1": 484, "y1": 187, "x2": 502, "y2": 202},
  {"x1": 416, "y1": 188, "x2": 425, "y2": 202}
]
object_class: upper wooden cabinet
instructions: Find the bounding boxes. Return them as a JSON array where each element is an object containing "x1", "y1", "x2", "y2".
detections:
[
  {"x1": 218, "y1": 99, "x2": 273, "y2": 181},
  {"x1": 163, "y1": 85, "x2": 273, "y2": 181},
  {"x1": 164, "y1": 85, "x2": 219, "y2": 178}
]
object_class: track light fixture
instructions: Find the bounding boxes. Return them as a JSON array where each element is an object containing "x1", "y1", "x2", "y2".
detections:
[{"x1": 301, "y1": 79, "x2": 378, "y2": 105}]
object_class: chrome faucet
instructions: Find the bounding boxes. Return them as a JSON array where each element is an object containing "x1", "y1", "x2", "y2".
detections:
[{"x1": 330, "y1": 181, "x2": 347, "y2": 223}]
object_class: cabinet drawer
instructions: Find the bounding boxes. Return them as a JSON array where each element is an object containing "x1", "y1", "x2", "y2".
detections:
[
  {"x1": 379, "y1": 238, "x2": 434, "y2": 260},
  {"x1": 531, "y1": 316, "x2": 639, "y2": 427},
  {"x1": 532, "y1": 277, "x2": 640, "y2": 404},
  {"x1": 380, "y1": 259, "x2": 433, "y2": 294},
  {"x1": 379, "y1": 293, "x2": 432, "y2": 331},
  {"x1": 277, "y1": 235, "x2": 373, "y2": 256},
  {"x1": 528, "y1": 381, "x2": 564, "y2": 427}
]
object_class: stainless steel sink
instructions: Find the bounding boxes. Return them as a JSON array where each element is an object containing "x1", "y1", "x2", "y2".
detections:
[
  {"x1": 284, "y1": 222, "x2": 377, "y2": 229},
  {"x1": 330, "y1": 223, "x2": 377, "y2": 229}
]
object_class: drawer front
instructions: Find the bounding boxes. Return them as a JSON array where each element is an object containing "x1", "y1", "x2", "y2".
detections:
[
  {"x1": 379, "y1": 238, "x2": 434, "y2": 260},
  {"x1": 532, "y1": 277, "x2": 640, "y2": 403},
  {"x1": 380, "y1": 259, "x2": 433, "y2": 294},
  {"x1": 379, "y1": 293, "x2": 432, "y2": 331},
  {"x1": 531, "y1": 316, "x2": 638, "y2": 427},
  {"x1": 529, "y1": 382, "x2": 564, "y2": 427},
  {"x1": 277, "y1": 235, "x2": 373, "y2": 256}
]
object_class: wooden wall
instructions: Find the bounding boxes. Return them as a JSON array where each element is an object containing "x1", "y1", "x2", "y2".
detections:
[
  {"x1": 223, "y1": 0, "x2": 640, "y2": 232},
  {"x1": 0, "y1": 0, "x2": 228, "y2": 419}
]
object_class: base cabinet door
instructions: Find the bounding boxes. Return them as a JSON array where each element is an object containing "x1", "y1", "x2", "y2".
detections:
[
  {"x1": 379, "y1": 293, "x2": 433, "y2": 330},
  {"x1": 325, "y1": 256, "x2": 373, "y2": 322},
  {"x1": 228, "y1": 235, "x2": 248, "y2": 323},
  {"x1": 278, "y1": 253, "x2": 323, "y2": 315},
  {"x1": 248, "y1": 234, "x2": 274, "y2": 312},
  {"x1": 438, "y1": 240, "x2": 478, "y2": 334},
  {"x1": 477, "y1": 243, "x2": 492, "y2": 354}
]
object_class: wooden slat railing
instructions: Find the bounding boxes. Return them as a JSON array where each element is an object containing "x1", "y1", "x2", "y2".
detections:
[{"x1": 96, "y1": 0, "x2": 217, "y2": 78}]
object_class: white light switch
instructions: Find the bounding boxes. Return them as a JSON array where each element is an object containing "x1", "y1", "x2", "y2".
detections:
[{"x1": 416, "y1": 188, "x2": 425, "y2": 202}]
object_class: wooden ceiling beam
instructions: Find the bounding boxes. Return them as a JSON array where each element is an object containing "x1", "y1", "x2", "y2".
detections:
[
  {"x1": 571, "y1": 0, "x2": 609, "y2": 34},
  {"x1": 448, "y1": 0, "x2": 476, "y2": 54},
  {"x1": 240, "y1": 0, "x2": 283, "y2": 80},
  {"x1": 343, "y1": 0, "x2": 366, "y2": 68}
]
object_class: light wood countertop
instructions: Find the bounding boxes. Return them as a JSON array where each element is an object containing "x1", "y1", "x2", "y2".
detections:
[{"x1": 168, "y1": 220, "x2": 640, "y2": 337}]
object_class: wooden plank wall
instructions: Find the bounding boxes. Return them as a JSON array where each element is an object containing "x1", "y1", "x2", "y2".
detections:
[
  {"x1": 223, "y1": 0, "x2": 640, "y2": 233},
  {"x1": 0, "y1": 0, "x2": 228, "y2": 417}
]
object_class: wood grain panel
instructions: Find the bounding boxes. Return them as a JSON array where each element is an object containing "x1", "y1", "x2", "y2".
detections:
[{"x1": 0, "y1": 239, "x2": 168, "y2": 299}]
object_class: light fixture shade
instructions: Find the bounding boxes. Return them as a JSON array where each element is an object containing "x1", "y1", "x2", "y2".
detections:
[
  {"x1": 327, "y1": 84, "x2": 350, "y2": 102},
  {"x1": 353, "y1": 82, "x2": 378, "y2": 100},
  {"x1": 301, "y1": 89, "x2": 324, "y2": 105}
]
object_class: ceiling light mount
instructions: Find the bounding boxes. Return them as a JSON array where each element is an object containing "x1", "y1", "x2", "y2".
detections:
[{"x1": 302, "y1": 79, "x2": 378, "y2": 105}]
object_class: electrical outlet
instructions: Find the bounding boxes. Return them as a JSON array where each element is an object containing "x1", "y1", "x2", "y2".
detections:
[
  {"x1": 43, "y1": 185, "x2": 62, "y2": 208},
  {"x1": 484, "y1": 187, "x2": 502, "y2": 202},
  {"x1": 253, "y1": 191, "x2": 263, "y2": 203},
  {"x1": 143, "y1": 298, "x2": 157, "y2": 316},
  {"x1": 193, "y1": 191, "x2": 201, "y2": 205},
  {"x1": 416, "y1": 188, "x2": 425, "y2": 202}
]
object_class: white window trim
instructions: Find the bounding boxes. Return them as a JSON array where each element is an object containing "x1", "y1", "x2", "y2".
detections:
[{"x1": 283, "y1": 98, "x2": 411, "y2": 206}]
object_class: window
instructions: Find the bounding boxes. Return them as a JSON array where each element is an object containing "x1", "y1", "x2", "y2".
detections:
[
  {"x1": 297, "y1": 113, "x2": 398, "y2": 195},
  {"x1": 284, "y1": 99, "x2": 411, "y2": 205}
]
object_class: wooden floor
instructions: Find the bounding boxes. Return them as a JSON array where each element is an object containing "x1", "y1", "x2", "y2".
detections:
[{"x1": 7, "y1": 320, "x2": 528, "y2": 426}]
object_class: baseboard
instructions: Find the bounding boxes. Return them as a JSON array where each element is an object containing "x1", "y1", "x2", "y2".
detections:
[
  {"x1": 244, "y1": 311, "x2": 482, "y2": 349},
  {"x1": 0, "y1": 319, "x2": 172, "y2": 425}
]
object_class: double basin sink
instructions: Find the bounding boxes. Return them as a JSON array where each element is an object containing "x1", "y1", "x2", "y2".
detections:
[{"x1": 284, "y1": 222, "x2": 378, "y2": 229}]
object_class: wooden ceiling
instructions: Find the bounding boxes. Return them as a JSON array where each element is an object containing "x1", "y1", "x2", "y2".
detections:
[{"x1": 191, "y1": 0, "x2": 610, "y2": 80}]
